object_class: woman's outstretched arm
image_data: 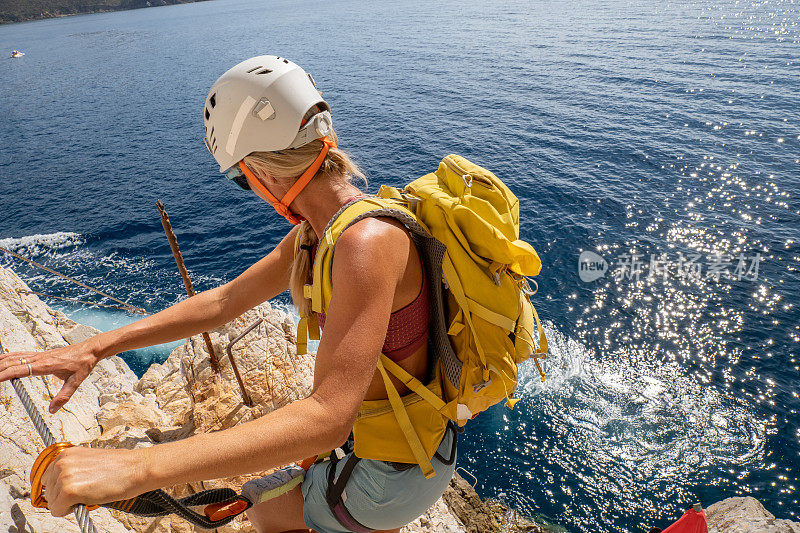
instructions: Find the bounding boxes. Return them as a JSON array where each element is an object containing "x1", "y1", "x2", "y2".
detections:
[
  {"x1": 91, "y1": 224, "x2": 300, "y2": 359},
  {"x1": 38, "y1": 218, "x2": 407, "y2": 517},
  {"x1": 0, "y1": 226, "x2": 299, "y2": 412}
]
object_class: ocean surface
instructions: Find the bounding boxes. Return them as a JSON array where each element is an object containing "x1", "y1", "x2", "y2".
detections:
[{"x1": 1, "y1": 0, "x2": 798, "y2": 531}]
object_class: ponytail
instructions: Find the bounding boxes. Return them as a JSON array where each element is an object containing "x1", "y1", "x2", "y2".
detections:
[{"x1": 290, "y1": 221, "x2": 319, "y2": 317}]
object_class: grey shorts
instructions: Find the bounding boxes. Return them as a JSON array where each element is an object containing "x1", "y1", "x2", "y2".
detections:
[{"x1": 301, "y1": 428, "x2": 457, "y2": 532}]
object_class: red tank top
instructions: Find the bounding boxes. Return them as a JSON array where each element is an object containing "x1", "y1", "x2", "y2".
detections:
[{"x1": 311, "y1": 206, "x2": 430, "y2": 361}]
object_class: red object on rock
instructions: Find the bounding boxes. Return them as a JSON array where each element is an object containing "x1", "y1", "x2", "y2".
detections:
[{"x1": 660, "y1": 508, "x2": 708, "y2": 533}]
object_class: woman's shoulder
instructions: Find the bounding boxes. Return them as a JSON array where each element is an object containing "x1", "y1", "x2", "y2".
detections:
[
  {"x1": 334, "y1": 217, "x2": 411, "y2": 271},
  {"x1": 339, "y1": 216, "x2": 410, "y2": 250}
]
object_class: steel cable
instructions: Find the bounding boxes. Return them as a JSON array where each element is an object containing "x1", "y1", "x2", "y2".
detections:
[
  {"x1": 0, "y1": 245, "x2": 147, "y2": 315},
  {"x1": 1, "y1": 341, "x2": 98, "y2": 533}
]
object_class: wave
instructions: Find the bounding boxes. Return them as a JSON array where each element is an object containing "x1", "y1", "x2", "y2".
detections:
[
  {"x1": 0, "y1": 231, "x2": 84, "y2": 256},
  {"x1": 0, "y1": 229, "x2": 227, "y2": 315},
  {"x1": 505, "y1": 323, "x2": 769, "y2": 530}
]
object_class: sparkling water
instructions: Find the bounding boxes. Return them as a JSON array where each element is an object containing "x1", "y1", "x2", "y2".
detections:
[{"x1": 1, "y1": 0, "x2": 798, "y2": 530}]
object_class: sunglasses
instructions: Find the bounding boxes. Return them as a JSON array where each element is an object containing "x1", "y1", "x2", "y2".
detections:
[{"x1": 225, "y1": 164, "x2": 251, "y2": 191}]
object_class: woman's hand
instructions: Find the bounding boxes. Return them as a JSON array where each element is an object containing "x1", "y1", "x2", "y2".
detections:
[
  {"x1": 40, "y1": 446, "x2": 145, "y2": 517},
  {"x1": 0, "y1": 340, "x2": 101, "y2": 413}
]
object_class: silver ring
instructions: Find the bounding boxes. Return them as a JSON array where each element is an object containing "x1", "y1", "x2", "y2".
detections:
[
  {"x1": 19, "y1": 357, "x2": 27, "y2": 366},
  {"x1": 26, "y1": 363, "x2": 33, "y2": 377}
]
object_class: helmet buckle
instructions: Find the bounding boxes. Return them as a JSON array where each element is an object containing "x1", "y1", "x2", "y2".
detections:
[{"x1": 314, "y1": 114, "x2": 332, "y2": 137}]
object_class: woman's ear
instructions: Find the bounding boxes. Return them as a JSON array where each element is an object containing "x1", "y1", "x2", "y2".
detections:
[{"x1": 257, "y1": 168, "x2": 278, "y2": 185}]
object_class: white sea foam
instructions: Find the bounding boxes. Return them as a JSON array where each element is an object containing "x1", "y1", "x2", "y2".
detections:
[
  {"x1": 514, "y1": 322, "x2": 769, "y2": 521},
  {"x1": 517, "y1": 322, "x2": 587, "y2": 395},
  {"x1": 0, "y1": 231, "x2": 84, "y2": 255}
]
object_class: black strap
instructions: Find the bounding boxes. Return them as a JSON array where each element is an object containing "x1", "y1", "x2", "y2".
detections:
[
  {"x1": 105, "y1": 488, "x2": 251, "y2": 529},
  {"x1": 111, "y1": 488, "x2": 239, "y2": 516},
  {"x1": 326, "y1": 453, "x2": 362, "y2": 507}
]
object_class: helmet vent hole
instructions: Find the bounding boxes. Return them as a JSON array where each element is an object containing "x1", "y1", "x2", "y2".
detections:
[
  {"x1": 209, "y1": 93, "x2": 216, "y2": 108},
  {"x1": 204, "y1": 108, "x2": 210, "y2": 120},
  {"x1": 282, "y1": 59, "x2": 288, "y2": 64},
  {"x1": 256, "y1": 68, "x2": 273, "y2": 75},
  {"x1": 246, "y1": 65, "x2": 262, "y2": 74}
]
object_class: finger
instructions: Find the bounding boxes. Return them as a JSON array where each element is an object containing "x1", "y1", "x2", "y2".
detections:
[
  {"x1": 44, "y1": 453, "x2": 84, "y2": 518},
  {"x1": 0, "y1": 362, "x2": 35, "y2": 383},
  {"x1": 43, "y1": 457, "x2": 74, "y2": 517},
  {"x1": 40, "y1": 459, "x2": 62, "y2": 515},
  {"x1": 49, "y1": 373, "x2": 84, "y2": 414},
  {"x1": 0, "y1": 349, "x2": 20, "y2": 360},
  {"x1": 41, "y1": 454, "x2": 57, "y2": 491},
  {"x1": 0, "y1": 354, "x2": 47, "y2": 382},
  {"x1": 48, "y1": 478, "x2": 71, "y2": 518},
  {"x1": 0, "y1": 353, "x2": 43, "y2": 377},
  {"x1": 0, "y1": 351, "x2": 35, "y2": 372}
]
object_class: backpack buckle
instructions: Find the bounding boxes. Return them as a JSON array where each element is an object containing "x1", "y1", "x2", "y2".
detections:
[
  {"x1": 489, "y1": 262, "x2": 505, "y2": 286},
  {"x1": 521, "y1": 277, "x2": 538, "y2": 296},
  {"x1": 473, "y1": 379, "x2": 491, "y2": 393},
  {"x1": 461, "y1": 174, "x2": 472, "y2": 188}
]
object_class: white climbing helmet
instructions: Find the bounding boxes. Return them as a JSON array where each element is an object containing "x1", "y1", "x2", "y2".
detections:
[{"x1": 203, "y1": 55, "x2": 333, "y2": 172}]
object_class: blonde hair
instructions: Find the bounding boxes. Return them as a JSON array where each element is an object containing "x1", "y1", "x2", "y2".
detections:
[{"x1": 242, "y1": 127, "x2": 366, "y2": 317}]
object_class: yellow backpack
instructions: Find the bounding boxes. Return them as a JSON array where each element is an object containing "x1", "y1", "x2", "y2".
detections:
[{"x1": 295, "y1": 154, "x2": 548, "y2": 478}]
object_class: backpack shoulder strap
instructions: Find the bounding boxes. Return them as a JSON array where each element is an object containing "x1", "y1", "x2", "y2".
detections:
[
  {"x1": 296, "y1": 196, "x2": 420, "y2": 354},
  {"x1": 309, "y1": 197, "x2": 415, "y2": 314}
]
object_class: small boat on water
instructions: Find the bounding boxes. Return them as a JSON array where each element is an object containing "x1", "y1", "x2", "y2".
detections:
[{"x1": 10, "y1": 50, "x2": 24, "y2": 58}]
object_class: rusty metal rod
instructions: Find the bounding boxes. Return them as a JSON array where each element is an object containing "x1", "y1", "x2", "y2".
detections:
[
  {"x1": 225, "y1": 319, "x2": 263, "y2": 408},
  {"x1": 156, "y1": 200, "x2": 220, "y2": 372}
]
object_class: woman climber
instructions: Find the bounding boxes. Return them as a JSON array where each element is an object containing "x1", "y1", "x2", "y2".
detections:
[{"x1": 0, "y1": 55, "x2": 456, "y2": 533}]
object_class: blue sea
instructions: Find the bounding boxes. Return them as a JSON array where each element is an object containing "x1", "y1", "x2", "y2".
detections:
[{"x1": 1, "y1": 0, "x2": 798, "y2": 531}]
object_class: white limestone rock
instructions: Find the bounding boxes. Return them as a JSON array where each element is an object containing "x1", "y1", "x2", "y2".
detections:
[
  {"x1": 0, "y1": 492, "x2": 130, "y2": 533},
  {"x1": 0, "y1": 266, "x2": 136, "y2": 532},
  {"x1": 403, "y1": 496, "x2": 466, "y2": 532},
  {"x1": 707, "y1": 496, "x2": 800, "y2": 533}
]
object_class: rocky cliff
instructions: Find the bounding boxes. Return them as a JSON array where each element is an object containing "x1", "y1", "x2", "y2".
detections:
[
  {"x1": 0, "y1": 265, "x2": 468, "y2": 532},
  {"x1": 1, "y1": 265, "x2": 797, "y2": 532},
  {"x1": 0, "y1": 0, "x2": 208, "y2": 24},
  {"x1": 706, "y1": 498, "x2": 800, "y2": 533}
]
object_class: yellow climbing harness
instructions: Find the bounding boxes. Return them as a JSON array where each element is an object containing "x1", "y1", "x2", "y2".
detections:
[{"x1": 296, "y1": 155, "x2": 548, "y2": 479}]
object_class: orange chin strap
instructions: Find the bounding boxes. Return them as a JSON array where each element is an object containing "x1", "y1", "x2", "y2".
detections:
[{"x1": 239, "y1": 136, "x2": 336, "y2": 225}]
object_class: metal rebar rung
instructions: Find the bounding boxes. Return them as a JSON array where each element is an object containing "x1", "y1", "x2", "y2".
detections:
[
  {"x1": 225, "y1": 318, "x2": 263, "y2": 408},
  {"x1": 456, "y1": 467, "x2": 478, "y2": 488}
]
